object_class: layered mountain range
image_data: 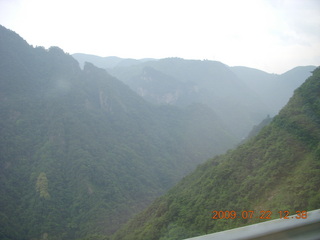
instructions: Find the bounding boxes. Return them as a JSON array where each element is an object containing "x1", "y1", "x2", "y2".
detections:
[
  {"x1": 0, "y1": 25, "x2": 234, "y2": 240},
  {"x1": 73, "y1": 53, "x2": 315, "y2": 139},
  {"x1": 0, "y1": 24, "x2": 318, "y2": 240}
]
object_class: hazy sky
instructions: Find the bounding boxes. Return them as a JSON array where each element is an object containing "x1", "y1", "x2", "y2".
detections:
[{"x1": 0, "y1": 0, "x2": 319, "y2": 73}]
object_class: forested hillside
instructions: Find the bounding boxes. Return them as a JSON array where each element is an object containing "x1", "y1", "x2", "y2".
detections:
[
  {"x1": 112, "y1": 67, "x2": 320, "y2": 240},
  {"x1": 0, "y1": 25, "x2": 236, "y2": 240},
  {"x1": 73, "y1": 54, "x2": 315, "y2": 139}
]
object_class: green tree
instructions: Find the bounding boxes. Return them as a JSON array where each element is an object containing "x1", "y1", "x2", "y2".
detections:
[{"x1": 36, "y1": 172, "x2": 50, "y2": 199}]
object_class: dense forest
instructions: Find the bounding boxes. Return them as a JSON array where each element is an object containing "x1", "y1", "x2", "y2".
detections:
[
  {"x1": 0, "y1": 25, "x2": 235, "y2": 240},
  {"x1": 0, "y1": 24, "x2": 318, "y2": 240},
  {"x1": 112, "y1": 67, "x2": 320, "y2": 240}
]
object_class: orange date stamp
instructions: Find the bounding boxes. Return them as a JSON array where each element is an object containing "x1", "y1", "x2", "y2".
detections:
[{"x1": 212, "y1": 210, "x2": 308, "y2": 220}]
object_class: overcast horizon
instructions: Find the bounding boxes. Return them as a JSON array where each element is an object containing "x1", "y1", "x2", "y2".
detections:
[{"x1": 1, "y1": 0, "x2": 319, "y2": 74}]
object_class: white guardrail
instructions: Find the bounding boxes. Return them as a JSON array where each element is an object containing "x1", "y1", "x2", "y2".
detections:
[{"x1": 184, "y1": 209, "x2": 320, "y2": 240}]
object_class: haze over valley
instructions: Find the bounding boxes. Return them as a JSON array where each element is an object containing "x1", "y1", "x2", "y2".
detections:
[
  {"x1": 73, "y1": 53, "x2": 316, "y2": 139},
  {"x1": 0, "y1": 24, "x2": 319, "y2": 240},
  {"x1": 1, "y1": 0, "x2": 320, "y2": 237}
]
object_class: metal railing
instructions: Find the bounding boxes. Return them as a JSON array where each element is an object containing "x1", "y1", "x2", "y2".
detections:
[{"x1": 184, "y1": 209, "x2": 320, "y2": 240}]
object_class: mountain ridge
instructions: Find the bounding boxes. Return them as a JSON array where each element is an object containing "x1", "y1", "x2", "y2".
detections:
[
  {"x1": 112, "y1": 67, "x2": 320, "y2": 240},
  {"x1": 0, "y1": 25, "x2": 237, "y2": 240},
  {"x1": 72, "y1": 53, "x2": 156, "y2": 69},
  {"x1": 73, "y1": 54, "x2": 315, "y2": 139},
  {"x1": 231, "y1": 65, "x2": 316, "y2": 115}
]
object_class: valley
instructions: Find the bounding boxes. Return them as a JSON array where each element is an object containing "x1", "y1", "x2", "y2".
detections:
[{"x1": 0, "y1": 25, "x2": 318, "y2": 240}]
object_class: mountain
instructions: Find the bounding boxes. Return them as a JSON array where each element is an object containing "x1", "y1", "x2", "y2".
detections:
[
  {"x1": 72, "y1": 53, "x2": 155, "y2": 69},
  {"x1": 0, "y1": 25, "x2": 236, "y2": 240},
  {"x1": 107, "y1": 58, "x2": 271, "y2": 139},
  {"x1": 73, "y1": 55, "x2": 315, "y2": 140},
  {"x1": 231, "y1": 65, "x2": 316, "y2": 115},
  {"x1": 112, "y1": 67, "x2": 320, "y2": 240}
]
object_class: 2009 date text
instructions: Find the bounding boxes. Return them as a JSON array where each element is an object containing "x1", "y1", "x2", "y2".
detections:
[{"x1": 211, "y1": 210, "x2": 308, "y2": 220}]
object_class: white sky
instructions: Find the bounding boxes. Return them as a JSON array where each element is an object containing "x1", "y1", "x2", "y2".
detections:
[{"x1": 0, "y1": 0, "x2": 319, "y2": 73}]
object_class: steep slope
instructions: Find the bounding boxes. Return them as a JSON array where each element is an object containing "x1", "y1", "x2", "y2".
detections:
[
  {"x1": 120, "y1": 66, "x2": 193, "y2": 105},
  {"x1": 231, "y1": 65, "x2": 316, "y2": 115},
  {"x1": 112, "y1": 67, "x2": 320, "y2": 240},
  {"x1": 107, "y1": 58, "x2": 269, "y2": 139},
  {"x1": 73, "y1": 54, "x2": 315, "y2": 139},
  {"x1": 0, "y1": 25, "x2": 236, "y2": 240},
  {"x1": 275, "y1": 66, "x2": 317, "y2": 111}
]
